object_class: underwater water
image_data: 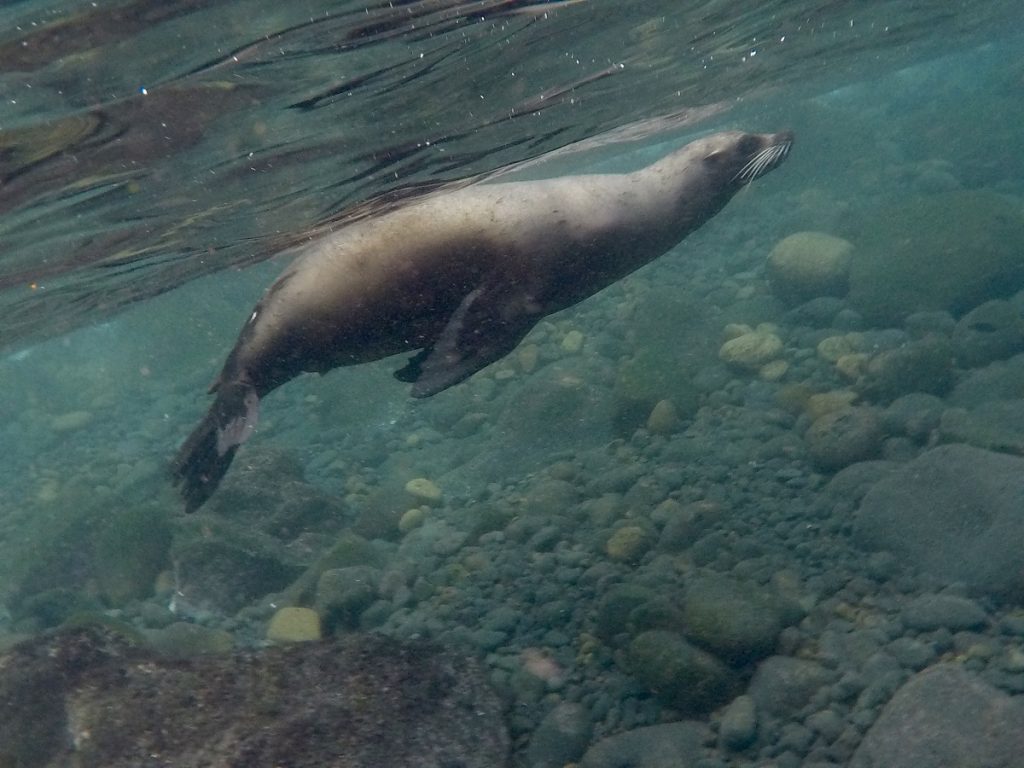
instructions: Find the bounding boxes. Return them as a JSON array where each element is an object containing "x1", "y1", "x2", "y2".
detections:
[{"x1": 2, "y1": 2, "x2": 1024, "y2": 766}]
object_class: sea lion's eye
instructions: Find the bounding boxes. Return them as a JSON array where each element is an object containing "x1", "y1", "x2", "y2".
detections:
[
  {"x1": 704, "y1": 149, "x2": 725, "y2": 165},
  {"x1": 738, "y1": 135, "x2": 760, "y2": 155}
]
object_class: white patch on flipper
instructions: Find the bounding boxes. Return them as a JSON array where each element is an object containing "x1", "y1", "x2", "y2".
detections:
[{"x1": 215, "y1": 390, "x2": 260, "y2": 456}]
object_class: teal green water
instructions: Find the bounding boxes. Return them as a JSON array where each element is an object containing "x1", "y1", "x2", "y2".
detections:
[{"x1": 2, "y1": 3, "x2": 1024, "y2": 766}]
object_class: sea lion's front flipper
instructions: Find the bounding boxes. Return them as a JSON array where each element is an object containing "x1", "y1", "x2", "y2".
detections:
[{"x1": 403, "y1": 285, "x2": 541, "y2": 398}]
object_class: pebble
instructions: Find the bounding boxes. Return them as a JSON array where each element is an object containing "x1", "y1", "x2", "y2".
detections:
[
  {"x1": 561, "y1": 329, "x2": 585, "y2": 353},
  {"x1": 398, "y1": 507, "x2": 426, "y2": 533},
  {"x1": 517, "y1": 343, "x2": 540, "y2": 372},
  {"x1": 902, "y1": 594, "x2": 988, "y2": 631},
  {"x1": 404, "y1": 477, "x2": 443, "y2": 505},
  {"x1": 266, "y1": 607, "x2": 322, "y2": 643},
  {"x1": 805, "y1": 406, "x2": 884, "y2": 470},
  {"x1": 749, "y1": 656, "x2": 833, "y2": 718},
  {"x1": 646, "y1": 399, "x2": 679, "y2": 434},
  {"x1": 605, "y1": 526, "x2": 650, "y2": 563},
  {"x1": 806, "y1": 709, "x2": 845, "y2": 742},
  {"x1": 526, "y1": 702, "x2": 593, "y2": 768},
  {"x1": 50, "y1": 410, "x2": 94, "y2": 433},
  {"x1": 719, "y1": 694, "x2": 758, "y2": 750},
  {"x1": 719, "y1": 330, "x2": 784, "y2": 370}
]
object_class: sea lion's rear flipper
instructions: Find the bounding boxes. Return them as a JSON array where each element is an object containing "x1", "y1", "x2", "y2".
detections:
[
  {"x1": 394, "y1": 347, "x2": 430, "y2": 383},
  {"x1": 172, "y1": 379, "x2": 260, "y2": 513},
  {"x1": 402, "y1": 285, "x2": 540, "y2": 398}
]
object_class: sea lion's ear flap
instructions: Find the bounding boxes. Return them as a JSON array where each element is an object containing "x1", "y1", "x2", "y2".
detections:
[
  {"x1": 703, "y1": 149, "x2": 726, "y2": 165},
  {"x1": 401, "y1": 283, "x2": 539, "y2": 398}
]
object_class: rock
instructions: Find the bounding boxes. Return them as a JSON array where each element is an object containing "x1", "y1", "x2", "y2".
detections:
[
  {"x1": 905, "y1": 309, "x2": 957, "y2": 338},
  {"x1": 266, "y1": 606, "x2": 322, "y2": 642},
  {"x1": 719, "y1": 694, "x2": 758, "y2": 750},
  {"x1": 517, "y1": 343, "x2": 539, "y2": 372},
  {"x1": 882, "y1": 392, "x2": 944, "y2": 441},
  {"x1": 854, "y1": 444, "x2": 1024, "y2": 600},
  {"x1": 817, "y1": 333, "x2": 866, "y2": 362},
  {"x1": 901, "y1": 594, "x2": 988, "y2": 631},
  {"x1": 835, "y1": 351, "x2": 870, "y2": 380},
  {"x1": 748, "y1": 656, "x2": 832, "y2": 718},
  {"x1": 171, "y1": 534, "x2": 304, "y2": 614},
  {"x1": 767, "y1": 231, "x2": 853, "y2": 304},
  {"x1": 526, "y1": 701, "x2": 593, "y2": 768},
  {"x1": 626, "y1": 630, "x2": 738, "y2": 714},
  {"x1": 404, "y1": 477, "x2": 442, "y2": 506},
  {"x1": 398, "y1": 507, "x2": 426, "y2": 534},
  {"x1": 315, "y1": 566, "x2": 381, "y2": 630},
  {"x1": 452, "y1": 362, "x2": 615, "y2": 484},
  {"x1": 581, "y1": 721, "x2": 709, "y2": 768},
  {"x1": 851, "y1": 664, "x2": 1024, "y2": 768},
  {"x1": 847, "y1": 190, "x2": 1024, "y2": 324},
  {"x1": 805, "y1": 390, "x2": 858, "y2": 422},
  {"x1": 949, "y1": 352, "x2": 1024, "y2": 408},
  {"x1": 199, "y1": 447, "x2": 347, "y2": 537},
  {"x1": 614, "y1": 351, "x2": 701, "y2": 435},
  {"x1": 858, "y1": 335, "x2": 955, "y2": 401},
  {"x1": 646, "y1": 399, "x2": 679, "y2": 434},
  {"x1": 806, "y1": 708, "x2": 845, "y2": 742},
  {"x1": 593, "y1": 585, "x2": 657, "y2": 642},
  {"x1": 825, "y1": 460, "x2": 898, "y2": 505},
  {"x1": 605, "y1": 525, "x2": 651, "y2": 564},
  {"x1": 805, "y1": 406, "x2": 884, "y2": 471},
  {"x1": 0, "y1": 625, "x2": 509, "y2": 768},
  {"x1": 785, "y1": 295, "x2": 847, "y2": 326},
  {"x1": 92, "y1": 504, "x2": 173, "y2": 605},
  {"x1": 143, "y1": 622, "x2": 234, "y2": 658},
  {"x1": 680, "y1": 574, "x2": 794, "y2": 664},
  {"x1": 521, "y1": 477, "x2": 578, "y2": 518},
  {"x1": 886, "y1": 637, "x2": 936, "y2": 670},
  {"x1": 758, "y1": 358, "x2": 788, "y2": 381},
  {"x1": 9, "y1": 499, "x2": 173, "y2": 627},
  {"x1": 561, "y1": 329, "x2": 585, "y2": 353},
  {"x1": 719, "y1": 330, "x2": 783, "y2": 370},
  {"x1": 50, "y1": 410, "x2": 94, "y2": 433},
  {"x1": 657, "y1": 500, "x2": 723, "y2": 552},
  {"x1": 952, "y1": 299, "x2": 1024, "y2": 367},
  {"x1": 938, "y1": 400, "x2": 1024, "y2": 454}
]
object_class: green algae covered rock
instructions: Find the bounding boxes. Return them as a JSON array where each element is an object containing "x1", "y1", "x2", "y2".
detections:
[
  {"x1": 627, "y1": 629, "x2": 739, "y2": 714},
  {"x1": 681, "y1": 574, "x2": 802, "y2": 664}
]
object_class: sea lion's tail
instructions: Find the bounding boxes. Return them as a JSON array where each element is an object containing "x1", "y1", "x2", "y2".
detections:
[{"x1": 172, "y1": 378, "x2": 260, "y2": 513}]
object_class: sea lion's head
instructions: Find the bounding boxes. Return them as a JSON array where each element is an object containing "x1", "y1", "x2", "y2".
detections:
[{"x1": 699, "y1": 130, "x2": 794, "y2": 188}]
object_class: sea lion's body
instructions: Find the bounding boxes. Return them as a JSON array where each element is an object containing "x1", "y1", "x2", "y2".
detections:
[{"x1": 174, "y1": 130, "x2": 793, "y2": 511}]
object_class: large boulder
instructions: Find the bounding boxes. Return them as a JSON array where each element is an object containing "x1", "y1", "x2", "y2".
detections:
[
  {"x1": 846, "y1": 190, "x2": 1024, "y2": 324},
  {"x1": 853, "y1": 443, "x2": 1024, "y2": 600},
  {"x1": 851, "y1": 664, "x2": 1024, "y2": 768}
]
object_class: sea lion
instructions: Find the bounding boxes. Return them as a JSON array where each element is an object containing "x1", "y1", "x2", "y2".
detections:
[{"x1": 173, "y1": 129, "x2": 793, "y2": 511}]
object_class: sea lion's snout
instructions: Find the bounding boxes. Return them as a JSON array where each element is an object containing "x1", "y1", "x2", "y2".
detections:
[{"x1": 734, "y1": 130, "x2": 794, "y2": 184}]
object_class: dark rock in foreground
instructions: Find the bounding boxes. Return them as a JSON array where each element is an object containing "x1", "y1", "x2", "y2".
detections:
[{"x1": 0, "y1": 625, "x2": 509, "y2": 768}]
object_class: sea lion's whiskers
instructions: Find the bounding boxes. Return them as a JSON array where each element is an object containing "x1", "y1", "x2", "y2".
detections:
[{"x1": 733, "y1": 141, "x2": 790, "y2": 183}]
